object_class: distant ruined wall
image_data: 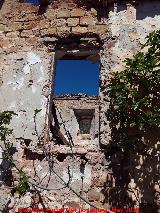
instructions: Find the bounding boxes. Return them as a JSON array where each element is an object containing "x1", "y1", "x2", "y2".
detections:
[{"x1": 0, "y1": 0, "x2": 159, "y2": 212}]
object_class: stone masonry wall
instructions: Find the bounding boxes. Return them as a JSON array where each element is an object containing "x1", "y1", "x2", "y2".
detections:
[{"x1": 0, "y1": 0, "x2": 159, "y2": 212}]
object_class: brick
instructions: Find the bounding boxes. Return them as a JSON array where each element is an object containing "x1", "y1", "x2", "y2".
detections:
[
  {"x1": 8, "y1": 22, "x2": 23, "y2": 31},
  {"x1": 88, "y1": 24, "x2": 108, "y2": 33},
  {"x1": 80, "y1": 17, "x2": 96, "y2": 26},
  {"x1": 23, "y1": 21, "x2": 38, "y2": 30},
  {"x1": 40, "y1": 28, "x2": 57, "y2": 37},
  {"x1": 57, "y1": 10, "x2": 70, "y2": 18},
  {"x1": 51, "y1": 19, "x2": 66, "y2": 27},
  {"x1": 71, "y1": 8, "x2": 85, "y2": 17},
  {"x1": 57, "y1": 27, "x2": 70, "y2": 35},
  {"x1": 21, "y1": 30, "x2": 35, "y2": 38},
  {"x1": 45, "y1": 9, "x2": 56, "y2": 20},
  {"x1": 6, "y1": 31, "x2": 20, "y2": 38},
  {"x1": 0, "y1": 24, "x2": 10, "y2": 32},
  {"x1": 71, "y1": 26, "x2": 88, "y2": 34},
  {"x1": 14, "y1": 14, "x2": 39, "y2": 22},
  {"x1": 67, "y1": 18, "x2": 79, "y2": 27},
  {"x1": 39, "y1": 19, "x2": 50, "y2": 29}
]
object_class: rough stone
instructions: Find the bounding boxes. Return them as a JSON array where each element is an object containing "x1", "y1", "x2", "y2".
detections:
[
  {"x1": 80, "y1": 17, "x2": 96, "y2": 26},
  {"x1": 57, "y1": 10, "x2": 70, "y2": 18},
  {"x1": 39, "y1": 19, "x2": 50, "y2": 29},
  {"x1": 40, "y1": 27, "x2": 57, "y2": 36},
  {"x1": 45, "y1": 9, "x2": 56, "y2": 20},
  {"x1": 21, "y1": 29, "x2": 36, "y2": 37},
  {"x1": 67, "y1": 18, "x2": 79, "y2": 27},
  {"x1": 72, "y1": 26, "x2": 88, "y2": 34},
  {"x1": 57, "y1": 26, "x2": 71, "y2": 35},
  {"x1": 6, "y1": 31, "x2": 20, "y2": 38},
  {"x1": 8, "y1": 22, "x2": 23, "y2": 31},
  {"x1": 51, "y1": 19, "x2": 66, "y2": 27},
  {"x1": 70, "y1": 8, "x2": 85, "y2": 17}
]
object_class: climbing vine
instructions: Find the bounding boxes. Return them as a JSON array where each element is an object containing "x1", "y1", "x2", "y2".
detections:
[
  {"x1": 0, "y1": 111, "x2": 30, "y2": 195},
  {"x1": 111, "y1": 30, "x2": 160, "y2": 133}
]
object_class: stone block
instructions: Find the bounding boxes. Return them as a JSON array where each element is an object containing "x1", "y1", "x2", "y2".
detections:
[
  {"x1": 45, "y1": 9, "x2": 56, "y2": 20},
  {"x1": 21, "y1": 30, "x2": 36, "y2": 38},
  {"x1": 51, "y1": 19, "x2": 66, "y2": 27},
  {"x1": 72, "y1": 26, "x2": 88, "y2": 34},
  {"x1": 15, "y1": 14, "x2": 39, "y2": 22},
  {"x1": 39, "y1": 19, "x2": 50, "y2": 29},
  {"x1": 6, "y1": 31, "x2": 20, "y2": 38},
  {"x1": 57, "y1": 27, "x2": 70, "y2": 35},
  {"x1": 23, "y1": 21, "x2": 38, "y2": 30},
  {"x1": 88, "y1": 24, "x2": 108, "y2": 34},
  {"x1": 80, "y1": 17, "x2": 96, "y2": 26},
  {"x1": 40, "y1": 28, "x2": 57, "y2": 37},
  {"x1": 0, "y1": 24, "x2": 10, "y2": 32},
  {"x1": 57, "y1": 10, "x2": 70, "y2": 18},
  {"x1": 8, "y1": 22, "x2": 23, "y2": 31},
  {"x1": 67, "y1": 18, "x2": 79, "y2": 27},
  {"x1": 71, "y1": 8, "x2": 85, "y2": 17}
]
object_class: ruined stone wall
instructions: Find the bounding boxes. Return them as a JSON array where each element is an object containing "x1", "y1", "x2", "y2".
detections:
[{"x1": 0, "y1": 0, "x2": 160, "y2": 212}]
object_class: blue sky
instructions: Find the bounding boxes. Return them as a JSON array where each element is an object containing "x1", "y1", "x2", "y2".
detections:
[
  {"x1": 25, "y1": 0, "x2": 39, "y2": 5},
  {"x1": 54, "y1": 60, "x2": 100, "y2": 96}
]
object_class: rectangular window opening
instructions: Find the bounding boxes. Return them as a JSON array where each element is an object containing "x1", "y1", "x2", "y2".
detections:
[
  {"x1": 53, "y1": 57, "x2": 100, "y2": 96},
  {"x1": 74, "y1": 109, "x2": 95, "y2": 135}
]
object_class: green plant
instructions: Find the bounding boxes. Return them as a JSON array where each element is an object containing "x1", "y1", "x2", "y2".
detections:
[
  {"x1": 0, "y1": 111, "x2": 31, "y2": 195},
  {"x1": 15, "y1": 169, "x2": 30, "y2": 195},
  {"x1": 111, "y1": 30, "x2": 160, "y2": 132},
  {"x1": 0, "y1": 111, "x2": 17, "y2": 159}
]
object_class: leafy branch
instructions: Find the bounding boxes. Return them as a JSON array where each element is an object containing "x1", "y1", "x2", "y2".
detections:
[{"x1": 111, "y1": 30, "x2": 160, "y2": 133}]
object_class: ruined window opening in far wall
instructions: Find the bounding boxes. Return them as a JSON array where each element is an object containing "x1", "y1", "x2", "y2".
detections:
[{"x1": 51, "y1": 43, "x2": 100, "y2": 141}]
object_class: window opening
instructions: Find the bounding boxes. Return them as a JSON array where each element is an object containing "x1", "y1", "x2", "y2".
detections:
[
  {"x1": 54, "y1": 59, "x2": 100, "y2": 96},
  {"x1": 74, "y1": 109, "x2": 95, "y2": 135}
]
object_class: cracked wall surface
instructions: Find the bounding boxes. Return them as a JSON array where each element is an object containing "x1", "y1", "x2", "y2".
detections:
[{"x1": 0, "y1": 0, "x2": 160, "y2": 212}]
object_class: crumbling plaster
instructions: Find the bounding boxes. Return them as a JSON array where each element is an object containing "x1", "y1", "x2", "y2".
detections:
[{"x1": 0, "y1": 0, "x2": 160, "y2": 212}]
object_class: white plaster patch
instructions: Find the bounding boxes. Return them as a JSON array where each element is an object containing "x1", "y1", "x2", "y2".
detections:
[
  {"x1": 7, "y1": 81, "x2": 14, "y2": 85},
  {"x1": 8, "y1": 101, "x2": 16, "y2": 109},
  {"x1": 7, "y1": 78, "x2": 24, "y2": 90},
  {"x1": 40, "y1": 66, "x2": 44, "y2": 76},
  {"x1": 31, "y1": 85, "x2": 37, "y2": 93},
  {"x1": 37, "y1": 77, "x2": 44, "y2": 83},
  {"x1": 23, "y1": 64, "x2": 30, "y2": 75},
  {"x1": 13, "y1": 78, "x2": 24, "y2": 90},
  {"x1": 27, "y1": 52, "x2": 41, "y2": 65}
]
